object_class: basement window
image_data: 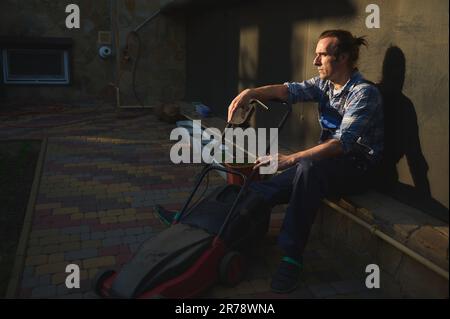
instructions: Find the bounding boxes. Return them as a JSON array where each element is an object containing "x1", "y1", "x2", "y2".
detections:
[
  {"x1": 0, "y1": 37, "x2": 72, "y2": 85},
  {"x1": 3, "y1": 49, "x2": 69, "y2": 84}
]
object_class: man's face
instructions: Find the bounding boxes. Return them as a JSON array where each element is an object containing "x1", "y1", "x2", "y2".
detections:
[{"x1": 313, "y1": 37, "x2": 347, "y2": 81}]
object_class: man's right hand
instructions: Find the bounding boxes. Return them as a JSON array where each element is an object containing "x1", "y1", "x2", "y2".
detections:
[{"x1": 227, "y1": 88, "x2": 255, "y2": 122}]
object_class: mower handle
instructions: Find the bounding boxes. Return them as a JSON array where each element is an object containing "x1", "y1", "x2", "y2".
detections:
[{"x1": 173, "y1": 164, "x2": 248, "y2": 223}]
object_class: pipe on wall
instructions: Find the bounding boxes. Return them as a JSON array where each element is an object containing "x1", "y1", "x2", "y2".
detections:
[{"x1": 323, "y1": 199, "x2": 449, "y2": 281}]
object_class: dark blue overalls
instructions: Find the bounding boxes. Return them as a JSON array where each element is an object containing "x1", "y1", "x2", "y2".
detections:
[{"x1": 250, "y1": 85, "x2": 374, "y2": 259}]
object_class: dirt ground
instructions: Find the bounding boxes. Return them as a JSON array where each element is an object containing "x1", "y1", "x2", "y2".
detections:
[{"x1": 0, "y1": 139, "x2": 41, "y2": 297}]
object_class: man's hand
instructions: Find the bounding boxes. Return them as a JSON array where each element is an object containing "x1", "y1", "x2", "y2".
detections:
[
  {"x1": 227, "y1": 88, "x2": 255, "y2": 122},
  {"x1": 227, "y1": 85, "x2": 289, "y2": 122},
  {"x1": 253, "y1": 153, "x2": 296, "y2": 172}
]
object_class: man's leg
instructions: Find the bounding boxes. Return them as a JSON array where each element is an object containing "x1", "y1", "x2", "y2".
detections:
[
  {"x1": 272, "y1": 156, "x2": 369, "y2": 293},
  {"x1": 249, "y1": 164, "x2": 298, "y2": 206}
]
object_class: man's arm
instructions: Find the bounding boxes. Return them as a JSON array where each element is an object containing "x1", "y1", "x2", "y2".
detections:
[
  {"x1": 255, "y1": 139, "x2": 344, "y2": 171},
  {"x1": 248, "y1": 85, "x2": 289, "y2": 102},
  {"x1": 228, "y1": 78, "x2": 321, "y2": 121},
  {"x1": 227, "y1": 85, "x2": 288, "y2": 121},
  {"x1": 293, "y1": 139, "x2": 344, "y2": 161}
]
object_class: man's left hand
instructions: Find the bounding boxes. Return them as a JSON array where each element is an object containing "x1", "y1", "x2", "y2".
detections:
[{"x1": 253, "y1": 153, "x2": 296, "y2": 172}]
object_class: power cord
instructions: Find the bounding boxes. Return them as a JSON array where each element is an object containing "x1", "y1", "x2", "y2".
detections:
[{"x1": 122, "y1": 31, "x2": 144, "y2": 107}]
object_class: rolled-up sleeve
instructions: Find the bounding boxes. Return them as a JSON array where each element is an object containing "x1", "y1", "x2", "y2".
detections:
[
  {"x1": 332, "y1": 85, "x2": 382, "y2": 154},
  {"x1": 284, "y1": 77, "x2": 322, "y2": 104}
]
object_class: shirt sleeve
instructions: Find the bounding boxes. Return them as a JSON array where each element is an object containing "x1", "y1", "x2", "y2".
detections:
[
  {"x1": 332, "y1": 85, "x2": 382, "y2": 154},
  {"x1": 284, "y1": 77, "x2": 322, "y2": 104}
]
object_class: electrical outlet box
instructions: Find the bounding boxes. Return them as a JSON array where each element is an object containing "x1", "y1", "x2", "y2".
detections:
[{"x1": 98, "y1": 31, "x2": 112, "y2": 45}]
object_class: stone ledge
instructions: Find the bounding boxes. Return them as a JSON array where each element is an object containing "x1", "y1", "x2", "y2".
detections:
[{"x1": 334, "y1": 191, "x2": 448, "y2": 272}]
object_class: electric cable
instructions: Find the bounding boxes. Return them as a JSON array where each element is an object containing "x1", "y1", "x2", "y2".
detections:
[{"x1": 126, "y1": 31, "x2": 144, "y2": 107}]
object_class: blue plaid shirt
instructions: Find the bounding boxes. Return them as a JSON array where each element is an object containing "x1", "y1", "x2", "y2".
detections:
[{"x1": 285, "y1": 71, "x2": 384, "y2": 163}]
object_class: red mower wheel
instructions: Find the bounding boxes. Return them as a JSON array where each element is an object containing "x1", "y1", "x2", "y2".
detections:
[
  {"x1": 219, "y1": 251, "x2": 244, "y2": 287},
  {"x1": 93, "y1": 269, "x2": 116, "y2": 298}
]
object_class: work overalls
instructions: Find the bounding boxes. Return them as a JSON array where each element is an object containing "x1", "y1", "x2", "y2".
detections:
[{"x1": 250, "y1": 82, "x2": 375, "y2": 258}]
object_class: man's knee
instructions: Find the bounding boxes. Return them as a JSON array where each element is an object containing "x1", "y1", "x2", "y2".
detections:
[
  {"x1": 292, "y1": 157, "x2": 333, "y2": 187},
  {"x1": 294, "y1": 157, "x2": 315, "y2": 176}
]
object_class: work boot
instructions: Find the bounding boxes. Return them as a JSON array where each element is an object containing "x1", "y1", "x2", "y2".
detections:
[{"x1": 270, "y1": 256, "x2": 303, "y2": 294}]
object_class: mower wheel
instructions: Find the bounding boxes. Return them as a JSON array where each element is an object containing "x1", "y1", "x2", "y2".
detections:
[
  {"x1": 93, "y1": 269, "x2": 116, "y2": 297},
  {"x1": 219, "y1": 251, "x2": 244, "y2": 287}
]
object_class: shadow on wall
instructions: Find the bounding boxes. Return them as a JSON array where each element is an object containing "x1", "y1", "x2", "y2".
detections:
[{"x1": 376, "y1": 46, "x2": 448, "y2": 222}]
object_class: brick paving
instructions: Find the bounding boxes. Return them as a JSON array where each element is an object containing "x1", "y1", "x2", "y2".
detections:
[{"x1": 0, "y1": 106, "x2": 384, "y2": 299}]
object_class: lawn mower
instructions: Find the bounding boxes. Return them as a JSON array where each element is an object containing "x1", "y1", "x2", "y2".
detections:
[{"x1": 93, "y1": 100, "x2": 292, "y2": 298}]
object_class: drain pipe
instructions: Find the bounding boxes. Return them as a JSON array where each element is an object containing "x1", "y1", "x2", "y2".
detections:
[
  {"x1": 110, "y1": 0, "x2": 121, "y2": 109},
  {"x1": 323, "y1": 199, "x2": 449, "y2": 280}
]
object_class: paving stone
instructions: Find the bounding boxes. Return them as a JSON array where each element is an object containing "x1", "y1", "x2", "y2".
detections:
[
  {"x1": 41, "y1": 245, "x2": 60, "y2": 254},
  {"x1": 47, "y1": 254, "x2": 64, "y2": 265},
  {"x1": 102, "y1": 237, "x2": 123, "y2": 247},
  {"x1": 104, "y1": 229, "x2": 125, "y2": 238},
  {"x1": 329, "y1": 280, "x2": 366, "y2": 295},
  {"x1": 100, "y1": 216, "x2": 118, "y2": 224},
  {"x1": 35, "y1": 262, "x2": 69, "y2": 276},
  {"x1": 125, "y1": 227, "x2": 144, "y2": 236},
  {"x1": 83, "y1": 256, "x2": 116, "y2": 269},
  {"x1": 61, "y1": 225, "x2": 90, "y2": 235},
  {"x1": 123, "y1": 235, "x2": 137, "y2": 244},
  {"x1": 234, "y1": 280, "x2": 257, "y2": 295},
  {"x1": 248, "y1": 278, "x2": 270, "y2": 293},
  {"x1": 56, "y1": 292, "x2": 85, "y2": 299},
  {"x1": 35, "y1": 203, "x2": 62, "y2": 210},
  {"x1": 54, "y1": 207, "x2": 80, "y2": 215},
  {"x1": 311, "y1": 270, "x2": 342, "y2": 283},
  {"x1": 81, "y1": 240, "x2": 102, "y2": 249},
  {"x1": 91, "y1": 231, "x2": 105, "y2": 240},
  {"x1": 23, "y1": 266, "x2": 35, "y2": 278},
  {"x1": 27, "y1": 245, "x2": 42, "y2": 257},
  {"x1": 29, "y1": 229, "x2": 61, "y2": 239},
  {"x1": 308, "y1": 283, "x2": 338, "y2": 299},
  {"x1": 80, "y1": 232, "x2": 91, "y2": 240},
  {"x1": 118, "y1": 214, "x2": 137, "y2": 222},
  {"x1": 286, "y1": 287, "x2": 315, "y2": 299},
  {"x1": 70, "y1": 213, "x2": 84, "y2": 220},
  {"x1": 136, "y1": 233, "x2": 154, "y2": 242},
  {"x1": 84, "y1": 212, "x2": 99, "y2": 219},
  {"x1": 136, "y1": 213, "x2": 153, "y2": 221},
  {"x1": 65, "y1": 248, "x2": 98, "y2": 261},
  {"x1": 58, "y1": 241, "x2": 81, "y2": 252},
  {"x1": 129, "y1": 243, "x2": 141, "y2": 253},
  {"x1": 25, "y1": 255, "x2": 48, "y2": 266},
  {"x1": 143, "y1": 226, "x2": 153, "y2": 233},
  {"x1": 21, "y1": 276, "x2": 41, "y2": 289},
  {"x1": 31, "y1": 285, "x2": 57, "y2": 299},
  {"x1": 39, "y1": 234, "x2": 74, "y2": 245}
]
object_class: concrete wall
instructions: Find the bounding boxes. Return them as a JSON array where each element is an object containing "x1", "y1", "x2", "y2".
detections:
[
  {"x1": 182, "y1": 0, "x2": 449, "y2": 213},
  {"x1": 0, "y1": 0, "x2": 185, "y2": 106}
]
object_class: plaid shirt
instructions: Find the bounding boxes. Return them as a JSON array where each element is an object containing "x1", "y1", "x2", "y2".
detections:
[{"x1": 285, "y1": 71, "x2": 384, "y2": 163}]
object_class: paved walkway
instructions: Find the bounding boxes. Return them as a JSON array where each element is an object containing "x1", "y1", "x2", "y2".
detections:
[{"x1": 0, "y1": 106, "x2": 383, "y2": 299}]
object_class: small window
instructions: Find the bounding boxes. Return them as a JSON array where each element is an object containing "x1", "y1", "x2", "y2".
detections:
[{"x1": 2, "y1": 48, "x2": 70, "y2": 85}]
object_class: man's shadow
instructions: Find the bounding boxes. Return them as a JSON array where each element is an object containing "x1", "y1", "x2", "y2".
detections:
[{"x1": 375, "y1": 46, "x2": 448, "y2": 222}]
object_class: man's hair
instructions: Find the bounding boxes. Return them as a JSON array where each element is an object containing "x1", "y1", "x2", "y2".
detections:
[{"x1": 319, "y1": 30, "x2": 368, "y2": 66}]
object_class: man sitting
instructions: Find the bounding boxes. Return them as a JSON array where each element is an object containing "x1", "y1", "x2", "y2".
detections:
[{"x1": 227, "y1": 29, "x2": 384, "y2": 293}]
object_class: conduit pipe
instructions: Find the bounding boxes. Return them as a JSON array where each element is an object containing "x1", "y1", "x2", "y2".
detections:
[{"x1": 322, "y1": 199, "x2": 449, "y2": 281}]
